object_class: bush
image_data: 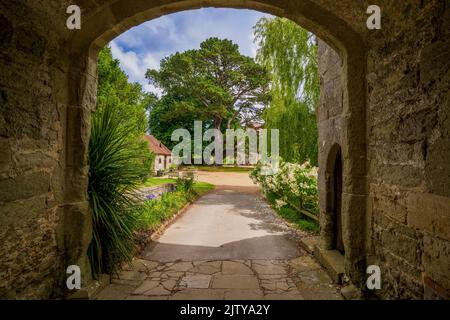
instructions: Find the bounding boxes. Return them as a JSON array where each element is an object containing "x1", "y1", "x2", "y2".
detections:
[
  {"x1": 87, "y1": 101, "x2": 153, "y2": 278},
  {"x1": 175, "y1": 175, "x2": 195, "y2": 194},
  {"x1": 250, "y1": 160, "x2": 319, "y2": 231}
]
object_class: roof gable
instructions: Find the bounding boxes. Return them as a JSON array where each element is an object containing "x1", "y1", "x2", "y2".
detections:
[{"x1": 143, "y1": 134, "x2": 172, "y2": 156}]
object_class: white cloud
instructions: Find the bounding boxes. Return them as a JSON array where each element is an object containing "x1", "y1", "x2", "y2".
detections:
[
  {"x1": 109, "y1": 8, "x2": 274, "y2": 95},
  {"x1": 110, "y1": 41, "x2": 162, "y2": 93},
  {"x1": 248, "y1": 32, "x2": 258, "y2": 58},
  {"x1": 142, "y1": 53, "x2": 160, "y2": 71}
]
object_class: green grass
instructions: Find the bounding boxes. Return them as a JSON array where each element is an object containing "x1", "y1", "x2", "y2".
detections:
[
  {"x1": 142, "y1": 178, "x2": 216, "y2": 194},
  {"x1": 193, "y1": 181, "x2": 215, "y2": 194},
  {"x1": 182, "y1": 165, "x2": 253, "y2": 172},
  {"x1": 265, "y1": 192, "x2": 319, "y2": 234},
  {"x1": 142, "y1": 177, "x2": 176, "y2": 187},
  {"x1": 134, "y1": 182, "x2": 214, "y2": 232}
]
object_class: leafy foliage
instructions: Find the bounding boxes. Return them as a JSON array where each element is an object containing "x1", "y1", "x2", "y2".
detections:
[
  {"x1": 148, "y1": 93, "x2": 208, "y2": 150},
  {"x1": 88, "y1": 47, "x2": 154, "y2": 278},
  {"x1": 254, "y1": 17, "x2": 319, "y2": 165},
  {"x1": 97, "y1": 47, "x2": 157, "y2": 135},
  {"x1": 134, "y1": 182, "x2": 214, "y2": 231},
  {"x1": 250, "y1": 160, "x2": 319, "y2": 229},
  {"x1": 175, "y1": 176, "x2": 195, "y2": 194},
  {"x1": 147, "y1": 37, "x2": 271, "y2": 131},
  {"x1": 265, "y1": 191, "x2": 319, "y2": 233},
  {"x1": 88, "y1": 101, "x2": 153, "y2": 277},
  {"x1": 134, "y1": 191, "x2": 193, "y2": 232}
]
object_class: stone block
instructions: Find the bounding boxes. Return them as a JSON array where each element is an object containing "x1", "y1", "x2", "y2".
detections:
[
  {"x1": 251, "y1": 260, "x2": 287, "y2": 275},
  {"x1": 340, "y1": 284, "x2": 361, "y2": 300},
  {"x1": 407, "y1": 192, "x2": 450, "y2": 241},
  {"x1": 299, "y1": 236, "x2": 319, "y2": 254},
  {"x1": 422, "y1": 234, "x2": 450, "y2": 291},
  {"x1": 0, "y1": 195, "x2": 46, "y2": 225},
  {"x1": 179, "y1": 274, "x2": 211, "y2": 289},
  {"x1": 211, "y1": 275, "x2": 259, "y2": 289},
  {"x1": 425, "y1": 139, "x2": 450, "y2": 198},
  {"x1": 222, "y1": 261, "x2": 253, "y2": 275},
  {"x1": 0, "y1": 171, "x2": 49, "y2": 202},
  {"x1": 313, "y1": 247, "x2": 345, "y2": 284},
  {"x1": 372, "y1": 164, "x2": 423, "y2": 188},
  {"x1": 423, "y1": 275, "x2": 450, "y2": 300},
  {"x1": 380, "y1": 230, "x2": 420, "y2": 266}
]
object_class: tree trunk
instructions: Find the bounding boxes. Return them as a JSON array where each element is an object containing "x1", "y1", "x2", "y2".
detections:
[{"x1": 214, "y1": 117, "x2": 222, "y2": 131}]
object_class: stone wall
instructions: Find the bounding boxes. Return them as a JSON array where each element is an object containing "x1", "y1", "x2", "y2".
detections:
[
  {"x1": 0, "y1": 0, "x2": 448, "y2": 299},
  {"x1": 317, "y1": 39, "x2": 344, "y2": 249},
  {"x1": 317, "y1": 1, "x2": 450, "y2": 299},
  {"x1": 365, "y1": 0, "x2": 450, "y2": 299},
  {"x1": 0, "y1": 2, "x2": 68, "y2": 298}
]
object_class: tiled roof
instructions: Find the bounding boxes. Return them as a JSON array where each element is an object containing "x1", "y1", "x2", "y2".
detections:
[{"x1": 143, "y1": 134, "x2": 172, "y2": 156}]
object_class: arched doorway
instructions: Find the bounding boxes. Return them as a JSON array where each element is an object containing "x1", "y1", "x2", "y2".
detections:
[{"x1": 62, "y1": 0, "x2": 368, "y2": 291}]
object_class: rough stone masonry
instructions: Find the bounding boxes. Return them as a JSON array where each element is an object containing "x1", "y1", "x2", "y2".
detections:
[{"x1": 0, "y1": 0, "x2": 449, "y2": 299}]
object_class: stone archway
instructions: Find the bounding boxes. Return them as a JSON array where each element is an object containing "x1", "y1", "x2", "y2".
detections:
[
  {"x1": 322, "y1": 143, "x2": 345, "y2": 254},
  {"x1": 2, "y1": 0, "x2": 448, "y2": 300},
  {"x1": 62, "y1": 0, "x2": 368, "y2": 292}
]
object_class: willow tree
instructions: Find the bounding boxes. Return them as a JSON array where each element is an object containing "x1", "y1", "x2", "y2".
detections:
[{"x1": 254, "y1": 17, "x2": 319, "y2": 165}]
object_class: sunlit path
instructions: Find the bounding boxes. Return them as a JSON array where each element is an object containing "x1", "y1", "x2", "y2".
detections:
[{"x1": 95, "y1": 173, "x2": 341, "y2": 300}]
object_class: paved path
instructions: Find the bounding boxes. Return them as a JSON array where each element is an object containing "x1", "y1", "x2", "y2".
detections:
[
  {"x1": 95, "y1": 173, "x2": 341, "y2": 300},
  {"x1": 141, "y1": 188, "x2": 300, "y2": 261}
]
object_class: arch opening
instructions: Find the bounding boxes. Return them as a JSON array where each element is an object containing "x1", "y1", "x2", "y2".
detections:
[{"x1": 62, "y1": 0, "x2": 368, "y2": 293}]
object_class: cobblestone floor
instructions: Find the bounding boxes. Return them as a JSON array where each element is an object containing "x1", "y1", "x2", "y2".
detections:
[{"x1": 95, "y1": 257, "x2": 342, "y2": 300}]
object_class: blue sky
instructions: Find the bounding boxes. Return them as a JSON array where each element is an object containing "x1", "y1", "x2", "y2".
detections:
[{"x1": 109, "y1": 8, "x2": 272, "y2": 94}]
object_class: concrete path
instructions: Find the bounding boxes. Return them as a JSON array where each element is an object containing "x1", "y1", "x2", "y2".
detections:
[
  {"x1": 141, "y1": 188, "x2": 300, "y2": 261},
  {"x1": 95, "y1": 172, "x2": 341, "y2": 300}
]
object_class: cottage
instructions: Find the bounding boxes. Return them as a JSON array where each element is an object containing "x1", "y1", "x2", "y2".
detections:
[{"x1": 143, "y1": 134, "x2": 173, "y2": 174}]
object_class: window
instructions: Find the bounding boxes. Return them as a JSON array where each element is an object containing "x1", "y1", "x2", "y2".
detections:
[{"x1": 158, "y1": 158, "x2": 162, "y2": 164}]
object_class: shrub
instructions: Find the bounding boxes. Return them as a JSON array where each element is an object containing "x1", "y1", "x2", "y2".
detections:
[
  {"x1": 250, "y1": 160, "x2": 319, "y2": 227},
  {"x1": 134, "y1": 191, "x2": 188, "y2": 231},
  {"x1": 175, "y1": 175, "x2": 195, "y2": 194},
  {"x1": 87, "y1": 101, "x2": 153, "y2": 278},
  {"x1": 134, "y1": 181, "x2": 214, "y2": 235}
]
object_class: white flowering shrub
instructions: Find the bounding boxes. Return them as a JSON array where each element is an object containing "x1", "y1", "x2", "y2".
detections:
[{"x1": 250, "y1": 160, "x2": 319, "y2": 216}]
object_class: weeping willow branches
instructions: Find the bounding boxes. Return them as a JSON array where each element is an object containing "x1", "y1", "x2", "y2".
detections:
[{"x1": 254, "y1": 17, "x2": 319, "y2": 165}]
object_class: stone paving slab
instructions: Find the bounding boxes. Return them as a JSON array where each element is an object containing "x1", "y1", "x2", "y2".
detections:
[{"x1": 95, "y1": 257, "x2": 342, "y2": 300}]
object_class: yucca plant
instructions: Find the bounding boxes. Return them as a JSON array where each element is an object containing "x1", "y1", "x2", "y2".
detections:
[{"x1": 87, "y1": 100, "x2": 153, "y2": 278}]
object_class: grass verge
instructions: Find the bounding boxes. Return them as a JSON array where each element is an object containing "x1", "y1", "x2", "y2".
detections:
[
  {"x1": 133, "y1": 182, "x2": 214, "y2": 250},
  {"x1": 141, "y1": 177, "x2": 177, "y2": 187},
  {"x1": 182, "y1": 165, "x2": 253, "y2": 172}
]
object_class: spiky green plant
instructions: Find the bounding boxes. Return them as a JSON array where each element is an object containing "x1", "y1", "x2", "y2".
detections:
[{"x1": 87, "y1": 100, "x2": 153, "y2": 278}]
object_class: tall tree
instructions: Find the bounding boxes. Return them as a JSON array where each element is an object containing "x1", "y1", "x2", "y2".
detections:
[
  {"x1": 146, "y1": 37, "x2": 270, "y2": 131},
  {"x1": 148, "y1": 92, "x2": 209, "y2": 150},
  {"x1": 254, "y1": 17, "x2": 319, "y2": 165},
  {"x1": 96, "y1": 46, "x2": 155, "y2": 178},
  {"x1": 97, "y1": 46, "x2": 156, "y2": 136}
]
